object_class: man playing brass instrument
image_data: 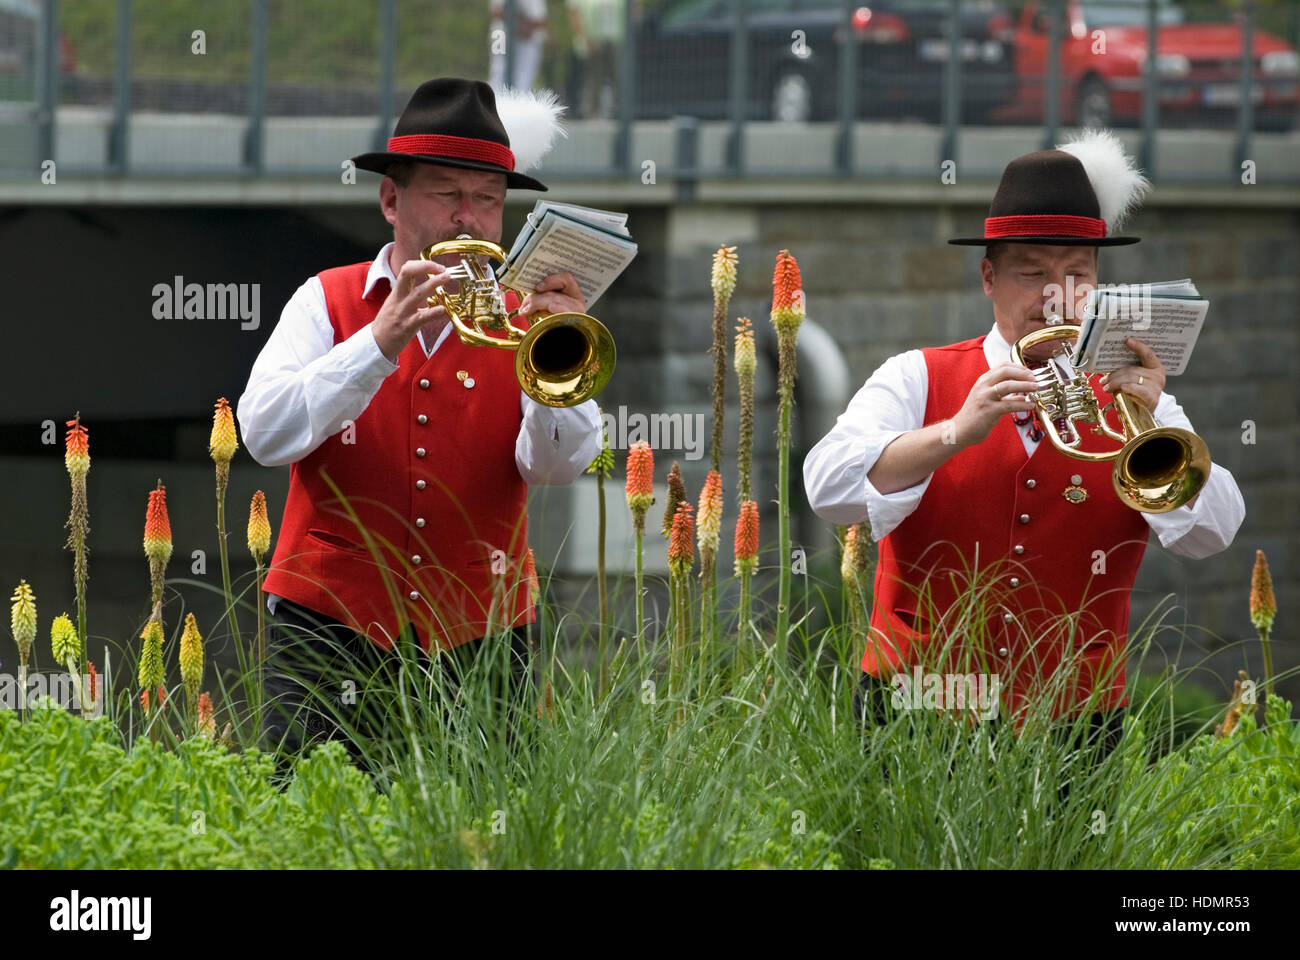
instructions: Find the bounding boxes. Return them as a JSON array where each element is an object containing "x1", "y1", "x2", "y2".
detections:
[
  {"x1": 238, "y1": 78, "x2": 602, "y2": 769},
  {"x1": 804, "y1": 131, "x2": 1245, "y2": 762}
]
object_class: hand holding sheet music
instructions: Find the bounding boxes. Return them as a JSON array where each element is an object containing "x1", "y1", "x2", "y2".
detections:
[
  {"x1": 497, "y1": 201, "x2": 638, "y2": 311},
  {"x1": 1071, "y1": 279, "x2": 1208, "y2": 376}
]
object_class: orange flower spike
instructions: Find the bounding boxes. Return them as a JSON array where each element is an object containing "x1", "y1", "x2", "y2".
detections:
[
  {"x1": 64, "y1": 415, "x2": 90, "y2": 478},
  {"x1": 197, "y1": 691, "x2": 216, "y2": 737},
  {"x1": 524, "y1": 547, "x2": 540, "y2": 605},
  {"x1": 209, "y1": 398, "x2": 238, "y2": 464},
  {"x1": 143, "y1": 484, "x2": 172, "y2": 557},
  {"x1": 86, "y1": 660, "x2": 98, "y2": 707},
  {"x1": 1249, "y1": 549, "x2": 1276, "y2": 635},
  {"x1": 668, "y1": 502, "x2": 695, "y2": 577},
  {"x1": 770, "y1": 249, "x2": 806, "y2": 339},
  {"x1": 144, "y1": 482, "x2": 173, "y2": 566},
  {"x1": 734, "y1": 500, "x2": 759, "y2": 577},
  {"x1": 624, "y1": 442, "x2": 655, "y2": 514}
]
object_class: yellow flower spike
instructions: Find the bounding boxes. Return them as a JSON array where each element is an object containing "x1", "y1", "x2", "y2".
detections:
[
  {"x1": 696, "y1": 470, "x2": 722, "y2": 559},
  {"x1": 179, "y1": 613, "x2": 204, "y2": 707},
  {"x1": 711, "y1": 244, "x2": 738, "y2": 302},
  {"x1": 10, "y1": 580, "x2": 37, "y2": 667},
  {"x1": 247, "y1": 490, "x2": 272, "y2": 560},
  {"x1": 51, "y1": 612, "x2": 80, "y2": 666},
  {"x1": 138, "y1": 611, "x2": 165, "y2": 693},
  {"x1": 209, "y1": 397, "x2": 238, "y2": 464},
  {"x1": 734, "y1": 317, "x2": 756, "y2": 380}
]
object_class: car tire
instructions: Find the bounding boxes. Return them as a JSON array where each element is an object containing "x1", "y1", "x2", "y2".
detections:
[
  {"x1": 1075, "y1": 76, "x2": 1112, "y2": 128},
  {"x1": 772, "y1": 70, "x2": 814, "y2": 123}
]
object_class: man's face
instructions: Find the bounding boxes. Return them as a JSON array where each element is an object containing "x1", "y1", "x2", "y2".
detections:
[
  {"x1": 981, "y1": 243, "x2": 1098, "y2": 346},
  {"x1": 380, "y1": 163, "x2": 507, "y2": 266}
]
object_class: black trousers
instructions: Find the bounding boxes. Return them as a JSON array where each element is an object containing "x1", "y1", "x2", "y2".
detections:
[
  {"x1": 851, "y1": 671, "x2": 1124, "y2": 801},
  {"x1": 260, "y1": 598, "x2": 533, "y2": 781}
]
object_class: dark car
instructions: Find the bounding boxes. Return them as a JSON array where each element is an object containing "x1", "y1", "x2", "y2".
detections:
[{"x1": 635, "y1": 0, "x2": 1019, "y2": 122}]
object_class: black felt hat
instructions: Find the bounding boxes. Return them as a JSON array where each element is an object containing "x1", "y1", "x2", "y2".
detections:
[
  {"x1": 351, "y1": 77, "x2": 561, "y2": 191},
  {"x1": 950, "y1": 131, "x2": 1150, "y2": 246}
]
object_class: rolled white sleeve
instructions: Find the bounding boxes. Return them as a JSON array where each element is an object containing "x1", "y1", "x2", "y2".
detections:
[
  {"x1": 236, "y1": 277, "x2": 397, "y2": 467},
  {"x1": 1141, "y1": 391, "x2": 1246, "y2": 559},
  {"x1": 515, "y1": 396, "x2": 603, "y2": 485},
  {"x1": 803, "y1": 349, "x2": 934, "y2": 539}
]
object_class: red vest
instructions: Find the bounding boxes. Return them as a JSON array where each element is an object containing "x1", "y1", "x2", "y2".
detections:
[
  {"x1": 263, "y1": 261, "x2": 535, "y2": 653},
  {"x1": 865, "y1": 335, "x2": 1151, "y2": 721}
]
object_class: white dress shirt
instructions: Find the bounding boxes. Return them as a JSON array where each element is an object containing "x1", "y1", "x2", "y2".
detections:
[
  {"x1": 803, "y1": 322, "x2": 1245, "y2": 560},
  {"x1": 237, "y1": 242, "x2": 604, "y2": 613}
]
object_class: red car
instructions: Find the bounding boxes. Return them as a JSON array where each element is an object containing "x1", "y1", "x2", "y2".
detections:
[{"x1": 998, "y1": 0, "x2": 1299, "y2": 131}]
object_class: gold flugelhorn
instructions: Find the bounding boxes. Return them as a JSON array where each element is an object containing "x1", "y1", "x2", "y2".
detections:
[
  {"x1": 419, "y1": 234, "x2": 615, "y2": 407},
  {"x1": 1010, "y1": 323, "x2": 1210, "y2": 514}
]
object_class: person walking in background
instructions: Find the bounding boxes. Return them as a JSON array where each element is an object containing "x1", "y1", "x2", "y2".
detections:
[
  {"x1": 490, "y1": 0, "x2": 550, "y2": 92},
  {"x1": 567, "y1": 0, "x2": 623, "y2": 118}
]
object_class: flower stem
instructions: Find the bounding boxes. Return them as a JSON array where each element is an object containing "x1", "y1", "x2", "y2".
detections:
[
  {"x1": 737, "y1": 569, "x2": 752, "y2": 677},
  {"x1": 634, "y1": 527, "x2": 645, "y2": 662},
  {"x1": 596, "y1": 469, "x2": 609, "y2": 698},
  {"x1": 1260, "y1": 625, "x2": 1275, "y2": 700},
  {"x1": 255, "y1": 558, "x2": 266, "y2": 714},
  {"x1": 774, "y1": 376, "x2": 793, "y2": 663}
]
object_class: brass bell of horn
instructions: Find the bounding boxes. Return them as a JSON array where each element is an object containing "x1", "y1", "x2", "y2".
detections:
[
  {"x1": 1010, "y1": 324, "x2": 1211, "y2": 514},
  {"x1": 419, "y1": 235, "x2": 616, "y2": 407}
]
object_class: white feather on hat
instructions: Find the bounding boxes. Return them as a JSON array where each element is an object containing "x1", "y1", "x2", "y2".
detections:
[
  {"x1": 495, "y1": 87, "x2": 567, "y2": 173},
  {"x1": 1056, "y1": 129, "x2": 1151, "y2": 234}
]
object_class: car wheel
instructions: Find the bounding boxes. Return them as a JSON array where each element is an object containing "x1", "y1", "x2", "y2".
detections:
[
  {"x1": 772, "y1": 70, "x2": 813, "y2": 123},
  {"x1": 1076, "y1": 76, "x2": 1111, "y2": 128}
]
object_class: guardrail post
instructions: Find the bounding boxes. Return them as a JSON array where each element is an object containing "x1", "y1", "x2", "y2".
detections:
[
  {"x1": 1139, "y1": 0, "x2": 1157, "y2": 174},
  {"x1": 1042, "y1": 0, "x2": 1061, "y2": 148},
  {"x1": 726, "y1": 0, "x2": 748, "y2": 174},
  {"x1": 35, "y1": 0, "x2": 59, "y2": 171},
  {"x1": 1234, "y1": 0, "x2": 1255, "y2": 176},
  {"x1": 109, "y1": 0, "x2": 131, "y2": 172},
  {"x1": 675, "y1": 115, "x2": 698, "y2": 202},
  {"x1": 615, "y1": 0, "x2": 636, "y2": 173},
  {"x1": 836, "y1": 0, "x2": 857, "y2": 173},
  {"x1": 373, "y1": 0, "x2": 397, "y2": 151},
  {"x1": 940, "y1": 0, "x2": 962, "y2": 167},
  {"x1": 244, "y1": 0, "x2": 267, "y2": 172},
  {"x1": 504, "y1": 0, "x2": 518, "y2": 89}
]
